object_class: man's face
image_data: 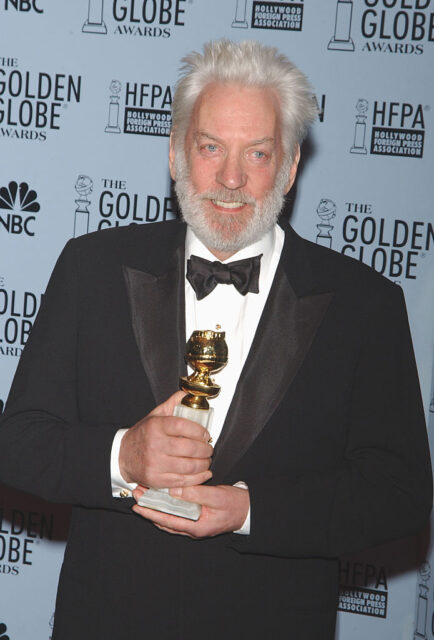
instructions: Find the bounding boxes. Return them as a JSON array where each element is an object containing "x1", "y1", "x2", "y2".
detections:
[{"x1": 169, "y1": 83, "x2": 299, "y2": 259}]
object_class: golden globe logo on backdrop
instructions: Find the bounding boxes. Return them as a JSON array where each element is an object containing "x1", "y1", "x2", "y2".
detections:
[
  {"x1": 103, "y1": 78, "x2": 172, "y2": 137},
  {"x1": 0, "y1": 282, "x2": 42, "y2": 357},
  {"x1": 0, "y1": 505, "x2": 54, "y2": 576},
  {"x1": 327, "y1": 0, "x2": 434, "y2": 55},
  {"x1": 313, "y1": 198, "x2": 434, "y2": 282},
  {"x1": 349, "y1": 98, "x2": 427, "y2": 159},
  {"x1": 81, "y1": 0, "x2": 188, "y2": 38},
  {"x1": 341, "y1": 205, "x2": 433, "y2": 282},
  {"x1": 72, "y1": 174, "x2": 178, "y2": 235},
  {"x1": 0, "y1": 58, "x2": 82, "y2": 142}
]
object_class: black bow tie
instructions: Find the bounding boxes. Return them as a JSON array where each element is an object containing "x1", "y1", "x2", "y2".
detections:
[{"x1": 186, "y1": 254, "x2": 263, "y2": 300}]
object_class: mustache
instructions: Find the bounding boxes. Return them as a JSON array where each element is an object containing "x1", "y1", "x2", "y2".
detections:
[{"x1": 198, "y1": 189, "x2": 256, "y2": 206}]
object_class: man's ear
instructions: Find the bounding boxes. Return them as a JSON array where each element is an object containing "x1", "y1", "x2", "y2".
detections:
[
  {"x1": 169, "y1": 131, "x2": 176, "y2": 180},
  {"x1": 283, "y1": 145, "x2": 300, "y2": 195}
]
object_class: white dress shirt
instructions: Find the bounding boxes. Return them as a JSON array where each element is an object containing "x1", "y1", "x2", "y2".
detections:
[{"x1": 111, "y1": 223, "x2": 285, "y2": 534}]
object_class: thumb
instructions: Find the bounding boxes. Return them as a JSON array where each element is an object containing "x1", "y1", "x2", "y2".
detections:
[{"x1": 150, "y1": 390, "x2": 186, "y2": 417}]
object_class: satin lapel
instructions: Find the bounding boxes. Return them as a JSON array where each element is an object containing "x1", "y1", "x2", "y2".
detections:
[
  {"x1": 122, "y1": 245, "x2": 186, "y2": 406},
  {"x1": 211, "y1": 264, "x2": 334, "y2": 483}
]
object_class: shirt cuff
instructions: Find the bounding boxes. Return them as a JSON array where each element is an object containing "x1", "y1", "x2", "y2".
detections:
[
  {"x1": 233, "y1": 481, "x2": 251, "y2": 535},
  {"x1": 110, "y1": 428, "x2": 137, "y2": 498}
]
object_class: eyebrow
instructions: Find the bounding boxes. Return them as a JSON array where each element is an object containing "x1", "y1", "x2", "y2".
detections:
[{"x1": 195, "y1": 130, "x2": 276, "y2": 146}]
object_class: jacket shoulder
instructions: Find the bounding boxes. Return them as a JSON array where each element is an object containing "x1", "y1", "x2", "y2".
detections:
[
  {"x1": 71, "y1": 220, "x2": 183, "y2": 251},
  {"x1": 285, "y1": 224, "x2": 400, "y2": 301},
  {"x1": 63, "y1": 220, "x2": 185, "y2": 270}
]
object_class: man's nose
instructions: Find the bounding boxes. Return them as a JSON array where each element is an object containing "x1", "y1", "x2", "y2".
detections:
[{"x1": 216, "y1": 154, "x2": 247, "y2": 190}]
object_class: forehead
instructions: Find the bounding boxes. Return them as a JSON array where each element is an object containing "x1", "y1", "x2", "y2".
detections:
[{"x1": 189, "y1": 83, "x2": 281, "y2": 141}]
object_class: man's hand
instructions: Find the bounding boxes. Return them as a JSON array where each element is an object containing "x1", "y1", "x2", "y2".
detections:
[
  {"x1": 119, "y1": 391, "x2": 214, "y2": 488},
  {"x1": 132, "y1": 484, "x2": 250, "y2": 539}
]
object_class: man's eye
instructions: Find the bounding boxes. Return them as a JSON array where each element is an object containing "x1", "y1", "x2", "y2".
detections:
[
  {"x1": 204, "y1": 144, "x2": 218, "y2": 153},
  {"x1": 252, "y1": 150, "x2": 267, "y2": 159}
]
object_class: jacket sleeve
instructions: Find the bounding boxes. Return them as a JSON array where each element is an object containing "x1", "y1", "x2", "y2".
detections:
[
  {"x1": 229, "y1": 284, "x2": 432, "y2": 558},
  {"x1": 0, "y1": 240, "x2": 133, "y2": 513}
]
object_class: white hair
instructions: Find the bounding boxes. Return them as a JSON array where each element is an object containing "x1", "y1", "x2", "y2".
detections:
[{"x1": 171, "y1": 39, "x2": 318, "y2": 160}]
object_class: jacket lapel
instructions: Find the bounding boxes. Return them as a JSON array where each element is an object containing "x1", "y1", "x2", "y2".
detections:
[
  {"x1": 211, "y1": 226, "x2": 334, "y2": 483},
  {"x1": 121, "y1": 221, "x2": 334, "y2": 482},
  {"x1": 122, "y1": 242, "x2": 186, "y2": 406}
]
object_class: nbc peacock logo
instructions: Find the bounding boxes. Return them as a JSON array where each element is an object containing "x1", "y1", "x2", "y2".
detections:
[{"x1": 0, "y1": 181, "x2": 40, "y2": 236}]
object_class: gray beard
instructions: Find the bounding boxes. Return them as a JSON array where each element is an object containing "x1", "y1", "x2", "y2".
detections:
[{"x1": 173, "y1": 150, "x2": 290, "y2": 254}]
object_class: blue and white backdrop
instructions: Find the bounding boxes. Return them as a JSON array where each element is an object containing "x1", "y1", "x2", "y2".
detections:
[{"x1": 0, "y1": 1, "x2": 433, "y2": 638}]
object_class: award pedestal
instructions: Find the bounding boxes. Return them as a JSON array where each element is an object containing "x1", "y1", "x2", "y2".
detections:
[
  {"x1": 137, "y1": 404, "x2": 213, "y2": 521},
  {"x1": 82, "y1": 20, "x2": 107, "y2": 34},
  {"x1": 328, "y1": 0, "x2": 354, "y2": 51},
  {"x1": 232, "y1": 0, "x2": 248, "y2": 28},
  {"x1": 105, "y1": 98, "x2": 121, "y2": 133},
  {"x1": 73, "y1": 200, "x2": 90, "y2": 237},
  {"x1": 82, "y1": 0, "x2": 107, "y2": 33},
  {"x1": 173, "y1": 403, "x2": 213, "y2": 428},
  {"x1": 316, "y1": 223, "x2": 333, "y2": 248},
  {"x1": 350, "y1": 118, "x2": 367, "y2": 154}
]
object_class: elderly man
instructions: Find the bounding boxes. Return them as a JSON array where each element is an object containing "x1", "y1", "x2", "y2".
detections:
[{"x1": 0, "y1": 40, "x2": 431, "y2": 639}]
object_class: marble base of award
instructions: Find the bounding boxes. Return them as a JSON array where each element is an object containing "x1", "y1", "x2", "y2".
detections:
[
  {"x1": 173, "y1": 402, "x2": 213, "y2": 428},
  {"x1": 137, "y1": 488, "x2": 201, "y2": 520},
  {"x1": 137, "y1": 404, "x2": 213, "y2": 520},
  {"x1": 137, "y1": 330, "x2": 227, "y2": 520}
]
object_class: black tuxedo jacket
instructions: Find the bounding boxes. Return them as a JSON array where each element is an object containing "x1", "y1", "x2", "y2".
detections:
[{"x1": 0, "y1": 220, "x2": 431, "y2": 639}]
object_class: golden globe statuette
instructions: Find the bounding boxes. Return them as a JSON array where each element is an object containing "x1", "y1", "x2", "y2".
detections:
[{"x1": 138, "y1": 330, "x2": 228, "y2": 520}]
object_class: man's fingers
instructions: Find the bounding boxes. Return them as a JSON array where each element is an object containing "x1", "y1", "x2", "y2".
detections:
[
  {"x1": 132, "y1": 486, "x2": 146, "y2": 501},
  {"x1": 147, "y1": 392, "x2": 213, "y2": 443},
  {"x1": 162, "y1": 454, "x2": 212, "y2": 476},
  {"x1": 163, "y1": 416, "x2": 211, "y2": 443},
  {"x1": 154, "y1": 524, "x2": 189, "y2": 537},
  {"x1": 133, "y1": 484, "x2": 249, "y2": 538},
  {"x1": 143, "y1": 429, "x2": 212, "y2": 460},
  {"x1": 136, "y1": 468, "x2": 212, "y2": 489},
  {"x1": 168, "y1": 484, "x2": 225, "y2": 507},
  {"x1": 132, "y1": 503, "x2": 197, "y2": 536},
  {"x1": 123, "y1": 393, "x2": 213, "y2": 488},
  {"x1": 150, "y1": 390, "x2": 186, "y2": 417},
  {"x1": 170, "y1": 485, "x2": 217, "y2": 509},
  {"x1": 163, "y1": 469, "x2": 213, "y2": 487},
  {"x1": 144, "y1": 453, "x2": 211, "y2": 479},
  {"x1": 166, "y1": 435, "x2": 213, "y2": 459}
]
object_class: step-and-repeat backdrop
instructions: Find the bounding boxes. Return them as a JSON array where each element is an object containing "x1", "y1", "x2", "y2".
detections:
[{"x1": 0, "y1": 1, "x2": 433, "y2": 638}]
